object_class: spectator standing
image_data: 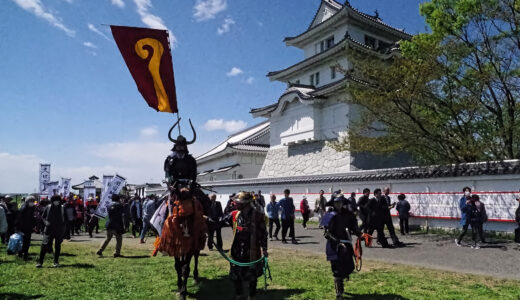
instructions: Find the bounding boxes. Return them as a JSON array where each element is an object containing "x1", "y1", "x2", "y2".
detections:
[
  {"x1": 206, "y1": 194, "x2": 223, "y2": 250},
  {"x1": 86, "y1": 198, "x2": 99, "y2": 237},
  {"x1": 224, "y1": 193, "x2": 237, "y2": 216},
  {"x1": 300, "y1": 195, "x2": 311, "y2": 229},
  {"x1": 97, "y1": 194, "x2": 124, "y2": 257},
  {"x1": 130, "y1": 196, "x2": 143, "y2": 238},
  {"x1": 468, "y1": 194, "x2": 487, "y2": 249},
  {"x1": 278, "y1": 189, "x2": 297, "y2": 244},
  {"x1": 455, "y1": 187, "x2": 472, "y2": 246},
  {"x1": 357, "y1": 189, "x2": 371, "y2": 233},
  {"x1": 381, "y1": 187, "x2": 403, "y2": 246},
  {"x1": 36, "y1": 195, "x2": 66, "y2": 268},
  {"x1": 64, "y1": 199, "x2": 76, "y2": 239},
  {"x1": 0, "y1": 198, "x2": 8, "y2": 244},
  {"x1": 256, "y1": 190, "x2": 266, "y2": 212},
  {"x1": 140, "y1": 196, "x2": 157, "y2": 243},
  {"x1": 74, "y1": 198, "x2": 84, "y2": 234},
  {"x1": 515, "y1": 196, "x2": 520, "y2": 243},
  {"x1": 3, "y1": 196, "x2": 18, "y2": 241},
  {"x1": 266, "y1": 194, "x2": 281, "y2": 241},
  {"x1": 367, "y1": 189, "x2": 391, "y2": 248},
  {"x1": 122, "y1": 197, "x2": 131, "y2": 233},
  {"x1": 15, "y1": 196, "x2": 37, "y2": 261},
  {"x1": 396, "y1": 194, "x2": 411, "y2": 235},
  {"x1": 315, "y1": 190, "x2": 327, "y2": 227}
]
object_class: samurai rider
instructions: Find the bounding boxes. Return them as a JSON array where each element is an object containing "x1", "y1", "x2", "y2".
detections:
[
  {"x1": 321, "y1": 194, "x2": 361, "y2": 300},
  {"x1": 229, "y1": 192, "x2": 268, "y2": 300},
  {"x1": 164, "y1": 118, "x2": 197, "y2": 188}
]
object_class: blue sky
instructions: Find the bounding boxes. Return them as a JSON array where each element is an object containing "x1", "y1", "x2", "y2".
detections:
[{"x1": 0, "y1": 0, "x2": 428, "y2": 192}]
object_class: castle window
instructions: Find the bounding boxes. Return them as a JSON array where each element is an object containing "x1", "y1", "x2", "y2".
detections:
[
  {"x1": 310, "y1": 74, "x2": 315, "y2": 85},
  {"x1": 315, "y1": 72, "x2": 320, "y2": 85},
  {"x1": 365, "y1": 35, "x2": 376, "y2": 48},
  {"x1": 320, "y1": 41, "x2": 325, "y2": 52},
  {"x1": 331, "y1": 67, "x2": 336, "y2": 80},
  {"x1": 326, "y1": 36, "x2": 335, "y2": 49},
  {"x1": 295, "y1": 80, "x2": 300, "y2": 84}
]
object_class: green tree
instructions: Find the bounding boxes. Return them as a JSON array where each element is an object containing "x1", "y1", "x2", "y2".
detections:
[{"x1": 334, "y1": 0, "x2": 520, "y2": 164}]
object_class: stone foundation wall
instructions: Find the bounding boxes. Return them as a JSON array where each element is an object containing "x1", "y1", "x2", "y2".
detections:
[{"x1": 258, "y1": 141, "x2": 350, "y2": 177}]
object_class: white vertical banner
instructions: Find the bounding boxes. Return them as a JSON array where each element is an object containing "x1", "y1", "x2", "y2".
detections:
[
  {"x1": 102, "y1": 175, "x2": 114, "y2": 200},
  {"x1": 95, "y1": 174, "x2": 126, "y2": 218},
  {"x1": 83, "y1": 180, "x2": 96, "y2": 201},
  {"x1": 39, "y1": 164, "x2": 51, "y2": 195},
  {"x1": 61, "y1": 178, "x2": 72, "y2": 197},
  {"x1": 47, "y1": 181, "x2": 60, "y2": 196}
]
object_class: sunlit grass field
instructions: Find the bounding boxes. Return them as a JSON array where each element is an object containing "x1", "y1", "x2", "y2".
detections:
[{"x1": 1, "y1": 237, "x2": 519, "y2": 299}]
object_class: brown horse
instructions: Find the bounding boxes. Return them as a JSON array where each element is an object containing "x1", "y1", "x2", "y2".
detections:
[{"x1": 154, "y1": 187, "x2": 207, "y2": 299}]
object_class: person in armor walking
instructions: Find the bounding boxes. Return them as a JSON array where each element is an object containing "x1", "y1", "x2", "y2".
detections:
[
  {"x1": 322, "y1": 195, "x2": 361, "y2": 300},
  {"x1": 229, "y1": 192, "x2": 268, "y2": 300}
]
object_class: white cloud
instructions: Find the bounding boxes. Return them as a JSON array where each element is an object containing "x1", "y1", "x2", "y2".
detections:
[
  {"x1": 245, "y1": 76, "x2": 254, "y2": 84},
  {"x1": 0, "y1": 139, "x2": 216, "y2": 192},
  {"x1": 12, "y1": 0, "x2": 76, "y2": 37},
  {"x1": 88, "y1": 23, "x2": 110, "y2": 41},
  {"x1": 140, "y1": 126, "x2": 158, "y2": 137},
  {"x1": 193, "y1": 0, "x2": 227, "y2": 22},
  {"x1": 217, "y1": 17, "x2": 235, "y2": 35},
  {"x1": 226, "y1": 67, "x2": 243, "y2": 77},
  {"x1": 133, "y1": 0, "x2": 178, "y2": 49},
  {"x1": 111, "y1": 0, "x2": 125, "y2": 8},
  {"x1": 83, "y1": 41, "x2": 97, "y2": 49},
  {"x1": 203, "y1": 119, "x2": 247, "y2": 133}
]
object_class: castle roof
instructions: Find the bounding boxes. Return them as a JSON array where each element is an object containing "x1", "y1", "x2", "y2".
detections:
[
  {"x1": 196, "y1": 121, "x2": 270, "y2": 163},
  {"x1": 284, "y1": 0, "x2": 411, "y2": 48}
]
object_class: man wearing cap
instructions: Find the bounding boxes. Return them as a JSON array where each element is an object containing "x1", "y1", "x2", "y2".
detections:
[
  {"x1": 315, "y1": 190, "x2": 327, "y2": 228},
  {"x1": 97, "y1": 194, "x2": 125, "y2": 257},
  {"x1": 322, "y1": 194, "x2": 361, "y2": 299},
  {"x1": 229, "y1": 192, "x2": 268, "y2": 300},
  {"x1": 15, "y1": 196, "x2": 37, "y2": 261},
  {"x1": 37, "y1": 195, "x2": 66, "y2": 268}
]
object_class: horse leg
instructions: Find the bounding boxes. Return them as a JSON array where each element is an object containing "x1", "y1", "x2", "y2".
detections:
[
  {"x1": 193, "y1": 251, "x2": 200, "y2": 284},
  {"x1": 174, "y1": 257, "x2": 183, "y2": 293},
  {"x1": 179, "y1": 254, "x2": 193, "y2": 300}
]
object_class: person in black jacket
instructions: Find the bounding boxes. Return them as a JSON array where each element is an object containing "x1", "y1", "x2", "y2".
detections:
[
  {"x1": 395, "y1": 194, "x2": 411, "y2": 235},
  {"x1": 381, "y1": 187, "x2": 403, "y2": 246},
  {"x1": 97, "y1": 194, "x2": 124, "y2": 257},
  {"x1": 323, "y1": 196, "x2": 361, "y2": 300},
  {"x1": 207, "y1": 194, "x2": 223, "y2": 250},
  {"x1": 515, "y1": 196, "x2": 520, "y2": 243},
  {"x1": 367, "y1": 189, "x2": 391, "y2": 248},
  {"x1": 356, "y1": 189, "x2": 371, "y2": 233},
  {"x1": 36, "y1": 195, "x2": 66, "y2": 268},
  {"x1": 15, "y1": 196, "x2": 37, "y2": 261}
]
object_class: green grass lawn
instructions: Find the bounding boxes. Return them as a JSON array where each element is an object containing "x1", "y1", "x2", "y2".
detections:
[{"x1": 1, "y1": 237, "x2": 519, "y2": 300}]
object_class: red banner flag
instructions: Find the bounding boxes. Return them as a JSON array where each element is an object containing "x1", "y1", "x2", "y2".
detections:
[{"x1": 111, "y1": 25, "x2": 178, "y2": 113}]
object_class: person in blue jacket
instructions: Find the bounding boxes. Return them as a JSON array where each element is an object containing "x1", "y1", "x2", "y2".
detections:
[
  {"x1": 278, "y1": 189, "x2": 296, "y2": 244},
  {"x1": 266, "y1": 194, "x2": 281, "y2": 241},
  {"x1": 455, "y1": 187, "x2": 472, "y2": 246}
]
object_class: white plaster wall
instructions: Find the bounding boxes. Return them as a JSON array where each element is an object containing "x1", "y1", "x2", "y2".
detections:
[
  {"x1": 318, "y1": 95, "x2": 350, "y2": 140},
  {"x1": 202, "y1": 174, "x2": 520, "y2": 232},
  {"x1": 269, "y1": 100, "x2": 318, "y2": 147},
  {"x1": 286, "y1": 56, "x2": 349, "y2": 87},
  {"x1": 198, "y1": 152, "x2": 265, "y2": 182}
]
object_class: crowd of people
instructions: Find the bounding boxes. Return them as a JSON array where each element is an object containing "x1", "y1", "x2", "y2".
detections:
[{"x1": 2, "y1": 185, "x2": 520, "y2": 299}]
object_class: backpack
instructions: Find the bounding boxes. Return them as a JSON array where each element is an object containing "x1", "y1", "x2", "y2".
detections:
[
  {"x1": 7, "y1": 232, "x2": 24, "y2": 255},
  {"x1": 469, "y1": 203, "x2": 483, "y2": 223}
]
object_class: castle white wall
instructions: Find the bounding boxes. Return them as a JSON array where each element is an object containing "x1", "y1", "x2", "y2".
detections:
[
  {"x1": 197, "y1": 152, "x2": 265, "y2": 182},
  {"x1": 203, "y1": 174, "x2": 520, "y2": 232}
]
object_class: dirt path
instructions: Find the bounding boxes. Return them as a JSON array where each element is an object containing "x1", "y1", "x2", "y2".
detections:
[{"x1": 54, "y1": 224, "x2": 520, "y2": 281}]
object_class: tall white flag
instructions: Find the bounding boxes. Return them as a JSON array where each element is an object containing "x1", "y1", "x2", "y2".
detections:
[
  {"x1": 39, "y1": 164, "x2": 51, "y2": 195},
  {"x1": 95, "y1": 174, "x2": 126, "y2": 218},
  {"x1": 61, "y1": 178, "x2": 72, "y2": 197}
]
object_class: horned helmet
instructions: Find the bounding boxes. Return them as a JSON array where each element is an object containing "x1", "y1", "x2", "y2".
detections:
[{"x1": 168, "y1": 118, "x2": 197, "y2": 152}]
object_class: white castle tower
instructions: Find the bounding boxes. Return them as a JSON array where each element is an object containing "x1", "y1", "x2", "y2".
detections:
[{"x1": 251, "y1": 0, "x2": 411, "y2": 178}]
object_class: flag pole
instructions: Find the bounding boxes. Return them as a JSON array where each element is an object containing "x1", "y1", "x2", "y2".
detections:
[{"x1": 176, "y1": 112, "x2": 181, "y2": 136}]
